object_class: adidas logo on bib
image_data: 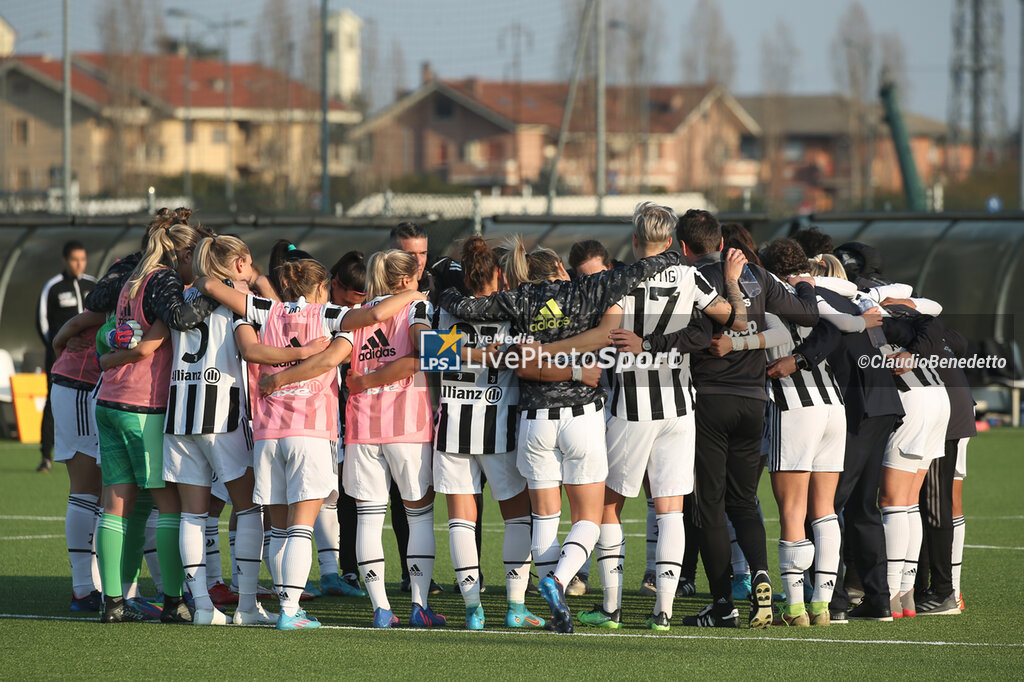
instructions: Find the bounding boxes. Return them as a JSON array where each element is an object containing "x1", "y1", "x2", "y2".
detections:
[
  {"x1": 358, "y1": 329, "x2": 397, "y2": 361},
  {"x1": 529, "y1": 299, "x2": 571, "y2": 332}
]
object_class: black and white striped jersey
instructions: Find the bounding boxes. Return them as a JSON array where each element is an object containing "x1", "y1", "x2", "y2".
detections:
[
  {"x1": 765, "y1": 309, "x2": 844, "y2": 411},
  {"x1": 165, "y1": 289, "x2": 244, "y2": 435},
  {"x1": 879, "y1": 342, "x2": 945, "y2": 392},
  {"x1": 610, "y1": 265, "x2": 717, "y2": 421},
  {"x1": 433, "y1": 307, "x2": 519, "y2": 455}
]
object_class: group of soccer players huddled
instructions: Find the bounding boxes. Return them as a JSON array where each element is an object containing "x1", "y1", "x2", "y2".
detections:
[{"x1": 48, "y1": 202, "x2": 972, "y2": 631}]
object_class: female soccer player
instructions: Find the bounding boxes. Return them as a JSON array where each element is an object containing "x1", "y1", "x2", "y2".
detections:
[
  {"x1": 439, "y1": 236, "x2": 679, "y2": 633},
  {"x1": 93, "y1": 223, "x2": 207, "y2": 624},
  {"x1": 195, "y1": 256, "x2": 423, "y2": 630}
]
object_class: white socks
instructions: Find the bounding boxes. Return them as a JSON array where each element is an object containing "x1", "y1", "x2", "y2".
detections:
[
  {"x1": 882, "y1": 506, "x2": 909, "y2": 598},
  {"x1": 268, "y1": 526, "x2": 287, "y2": 597},
  {"x1": 355, "y1": 502, "x2": 389, "y2": 611},
  {"x1": 654, "y1": 512, "x2": 684, "y2": 618},
  {"x1": 778, "y1": 539, "x2": 815, "y2": 610},
  {"x1": 952, "y1": 515, "x2": 966, "y2": 599},
  {"x1": 404, "y1": 503, "x2": 436, "y2": 607},
  {"x1": 205, "y1": 515, "x2": 222, "y2": 588},
  {"x1": 503, "y1": 515, "x2": 532, "y2": 604},
  {"x1": 531, "y1": 513, "x2": 561, "y2": 580},
  {"x1": 645, "y1": 498, "x2": 657, "y2": 574},
  {"x1": 553, "y1": 520, "x2": 600, "y2": 587},
  {"x1": 902, "y1": 505, "x2": 922, "y2": 595},
  {"x1": 66, "y1": 494, "x2": 100, "y2": 598},
  {"x1": 596, "y1": 523, "x2": 625, "y2": 613},
  {"x1": 314, "y1": 500, "x2": 341, "y2": 577},
  {"x1": 181, "y1": 512, "x2": 211, "y2": 610},
  {"x1": 234, "y1": 505, "x2": 263, "y2": 612},
  {"x1": 279, "y1": 525, "x2": 314, "y2": 617},
  {"x1": 449, "y1": 518, "x2": 481, "y2": 608},
  {"x1": 810, "y1": 514, "x2": 841, "y2": 605}
]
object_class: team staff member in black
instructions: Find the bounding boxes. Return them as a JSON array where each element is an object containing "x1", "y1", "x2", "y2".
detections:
[
  {"x1": 642, "y1": 211, "x2": 819, "y2": 628},
  {"x1": 36, "y1": 240, "x2": 96, "y2": 472}
]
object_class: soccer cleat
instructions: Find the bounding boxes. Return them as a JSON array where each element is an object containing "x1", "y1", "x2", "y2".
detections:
[
  {"x1": 338, "y1": 572, "x2": 369, "y2": 597},
  {"x1": 637, "y1": 570, "x2": 657, "y2": 596},
  {"x1": 276, "y1": 608, "x2": 321, "y2": 631},
  {"x1": 70, "y1": 590, "x2": 103, "y2": 613},
  {"x1": 748, "y1": 573, "x2": 774, "y2": 629},
  {"x1": 676, "y1": 578, "x2": 696, "y2": 597},
  {"x1": 505, "y1": 603, "x2": 545, "y2": 628},
  {"x1": 539, "y1": 576, "x2": 573, "y2": 633},
  {"x1": 645, "y1": 611, "x2": 671, "y2": 631},
  {"x1": 957, "y1": 593, "x2": 965, "y2": 611},
  {"x1": 430, "y1": 579, "x2": 444, "y2": 595},
  {"x1": 781, "y1": 607, "x2": 810, "y2": 627},
  {"x1": 322, "y1": 572, "x2": 365, "y2": 597},
  {"x1": 682, "y1": 602, "x2": 740, "y2": 628},
  {"x1": 301, "y1": 580, "x2": 320, "y2": 600},
  {"x1": 409, "y1": 602, "x2": 447, "y2": 627},
  {"x1": 915, "y1": 590, "x2": 960, "y2": 616},
  {"x1": 578, "y1": 605, "x2": 622, "y2": 629},
  {"x1": 36, "y1": 458, "x2": 52, "y2": 473},
  {"x1": 208, "y1": 581, "x2": 238, "y2": 606},
  {"x1": 125, "y1": 597, "x2": 162, "y2": 621},
  {"x1": 193, "y1": 606, "x2": 229, "y2": 626},
  {"x1": 100, "y1": 597, "x2": 148, "y2": 624},
  {"x1": 889, "y1": 594, "x2": 903, "y2": 620},
  {"x1": 160, "y1": 595, "x2": 194, "y2": 624},
  {"x1": 565, "y1": 574, "x2": 590, "y2": 597},
  {"x1": 809, "y1": 602, "x2": 830, "y2": 626},
  {"x1": 900, "y1": 590, "x2": 917, "y2": 618},
  {"x1": 732, "y1": 573, "x2": 752, "y2": 601},
  {"x1": 465, "y1": 605, "x2": 485, "y2": 630},
  {"x1": 829, "y1": 609, "x2": 848, "y2": 624},
  {"x1": 848, "y1": 600, "x2": 893, "y2": 621},
  {"x1": 233, "y1": 603, "x2": 276, "y2": 625},
  {"x1": 373, "y1": 607, "x2": 400, "y2": 628}
]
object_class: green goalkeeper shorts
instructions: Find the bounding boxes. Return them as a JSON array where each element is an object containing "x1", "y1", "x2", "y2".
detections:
[{"x1": 95, "y1": 405, "x2": 166, "y2": 488}]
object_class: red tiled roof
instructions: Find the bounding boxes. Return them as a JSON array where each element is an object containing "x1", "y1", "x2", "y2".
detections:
[
  {"x1": 443, "y1": 79, "x2": 717, "y2": 134},
  {"x1": 11, "y1": 52, "x2": 347, "y2": 112}
]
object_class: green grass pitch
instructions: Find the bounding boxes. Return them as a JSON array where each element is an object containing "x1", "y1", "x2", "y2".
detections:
[{"x1": 1, "y1": 431, "x2": 1022, "y2": 679}]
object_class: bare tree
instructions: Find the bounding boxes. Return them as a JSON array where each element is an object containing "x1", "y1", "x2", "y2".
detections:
[
  {"x1": 252, "y1": 0, "x2": 296, "y2": 208},
  {"x1": 879, "y1": 31, "x2": 909, "y2": 103},
  {"x1": 680, "y1": 0, "x2": 736, "y2": 86},
  {"x1": 829, "y1": 0, "x2": 875, "y2": 207},
  {"x1": 760, "y1": 19, "x2": 799, "y2": 209},
  {"x1": 389, "y1": 37, "x2": 407, "y2": 101}
]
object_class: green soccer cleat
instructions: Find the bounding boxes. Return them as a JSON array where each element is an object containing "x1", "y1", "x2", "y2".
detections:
[
  {"x1": 645, "y1": 611, "x2": 671, "y2": 631},
  {"x1": 578, "y1": 604, "x2": 622, "y2": 629}
]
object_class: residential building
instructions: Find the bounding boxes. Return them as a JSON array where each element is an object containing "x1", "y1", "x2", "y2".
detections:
[{"x1": 326, "y1": 10, "x2": 362, "y2": 105}]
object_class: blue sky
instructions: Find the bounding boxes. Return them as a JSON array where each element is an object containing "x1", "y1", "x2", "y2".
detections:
[{"x1": 3, "y1": 0, "x2": 1021, "y2": 124}]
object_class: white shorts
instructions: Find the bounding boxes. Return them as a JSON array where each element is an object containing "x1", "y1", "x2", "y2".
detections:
[
  {"x1": 163, "y1": 425, "x2": 254, "y2": 489},
  {"x1": 517, "y1": 410, "x2": 608, "y2": 488},
  {"x1": 605, "y1": 413, "x2": 695, "y2": 498},
  {"x1": 343, "y1": 441, "x2": 432, "y2": 502},
  {"x1": 210, "y1": 476, "x2": 230, "y2": 502},
  {"x1": 433, "y1": 450, "x2": 527, "y2": 501},
  {"x1": 51, "y1": 383, "x2": 99, "y2": 462},
  {"x1": 253, "y1": 437, "x2": 337, "y2": 505},
  {"x1": 954, "y1": 437, "x2": 969, "y2": 479},
  {"x1": 884, "y1": 386, "x2": 950, "y2": 473},
  {"x1": 767, "y1": 403, "x2": 847, "y2": 473}
]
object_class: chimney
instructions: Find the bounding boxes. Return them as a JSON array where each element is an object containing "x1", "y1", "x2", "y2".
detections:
[
  {"x1": 421, "y1": 61, "x2": 434, "y2": 85},
  {"x1": 466, "y1": 77, "x2": 482, "y2": 99}
]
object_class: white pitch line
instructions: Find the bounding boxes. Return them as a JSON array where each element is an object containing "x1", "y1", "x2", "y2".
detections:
[
  {"x1": 0, "y1": 612, "x2": 1021, "y2": 648},
  {"x1": 0, "y1": 515, "x2": 65, "y2": 521},
  {"x1": 0, "y1": 535, "x2": 64, "y2": 541},
  {"x1": 964, "y1": 543, "x2": 1024, "y2": 551}
]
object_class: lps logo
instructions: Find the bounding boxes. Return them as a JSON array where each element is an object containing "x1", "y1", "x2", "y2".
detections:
[{"x1": 419, "y1": 327, "x2": 463, "y2": 372}]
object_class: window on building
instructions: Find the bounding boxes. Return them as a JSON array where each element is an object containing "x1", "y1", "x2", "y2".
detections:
[
  {"x1": 739, "y1": 136, "x2": 760, "y2": 160},
  {"x1": 212, "y1": 128, "x2": 227, "y2": 144},
  {"x1": 17, "y1": 168, "x2": 30, "y2": 190},
  {"x1": 185, "y1": 120, "x2": 194, "y2": 144},
  {"x1": 783, "y1": 139, "x2": 805, "y2": 163},
  {"x1": 438, "y1": 141, "x2": 449, "y2": 164},
  {"x1": 11, "y1": 119, "x2": 29, "y2": 146},
  {"x1": 463, "y1": 140, "x2": 482, "y2": 164},
  {"x1": 435, "y1": 97, "x2": 453, "y2": 119},
  {"x1": 487, "y1": 140, "x2": 503, "y2": 161}
]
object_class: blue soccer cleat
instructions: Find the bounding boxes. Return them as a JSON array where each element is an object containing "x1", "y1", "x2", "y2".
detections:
[
  {"x1": 125, "y1": 597, "x2": 162, "y2": 621},
  {"x1": 505, "y1": 602, "x2": 545, "y2": 628},
  {"x1": 465, "y1": 605, "x2": 485, "y2": 630},
  {"x1": 70, "y1": 590, "x2": 103, "y2": 613},
  {"x1": 409, "y1": 603, "x2": 447, "y2": 627},
  {"x1": 731, "y1": 573, "x2": 752, "y2": 601},
  {"x1": 373, "y1": 607, "x2": 400, "y2": 628},
  {"x1": 276, "y1": 608, "x2": 321, "y2": 631},
  {"x1": 538, "y1": 577, "x2": 573, "y2": 633}
]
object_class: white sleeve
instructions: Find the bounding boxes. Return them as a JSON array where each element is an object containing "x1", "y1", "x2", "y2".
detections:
[
  {"x1": 245, "y1": 294, "x2": 274, "y2": 326},
  {"x1": 693, "y1": 270, "x2": 719, "y2": 310},
  {"x1": 817, "y1": 296, "x2": 866, "y2": 333},
  {"x1": 909, "y1": 297, "x2": 943, "y2": 316},
  {"x1": 812, "y1": 276, "x2": 858, "y2": 298},
  {"x1": 865, "y1": 283, "x2": 913, "y2": 302},
  {"x1": 321, "y1": 303, "x2": 351, "y2": 334},
  {"x1": 761, "y1": 312, "x2": 793, "y2": 350},
  {"x1": 409, "y1": 300, "x2": 434, "y2": 328}
]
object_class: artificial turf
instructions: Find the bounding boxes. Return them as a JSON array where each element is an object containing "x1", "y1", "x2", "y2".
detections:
[{"x1": 1, "y1": 430, "x2": 1022, "y2": 679}]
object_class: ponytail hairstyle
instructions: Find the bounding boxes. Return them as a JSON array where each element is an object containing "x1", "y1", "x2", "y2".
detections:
[
  {"x1": 127, "y1": 223, "x2": 203, "y2": 298},
  {"x1": 460, "y1": 236, "x2": 498, "y2": 295},
  {"x1": 805, "y1": 253, "x2": 847, "y2": 280},
  {"x1": 193, "y1": 235, "x2": 251, "y2": 282},
  {"x1": 269, "y1": 239, "x2": 315, "y2": 299},
  {"x1": 275, "y1": 259, "x2": 329, "y2": 301},
  {"x1": 364, "y1": 249, "x2": 419, "y2": 299},
  {"x1": 501, "y1": 235, "x2": 563, "y2": 288},
  {"x1": 142, "y1": 206, "x2": 199, "y2": 250},
  {"x1": 330, "y1": 250, "x2": 366, "y2": 293}
]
